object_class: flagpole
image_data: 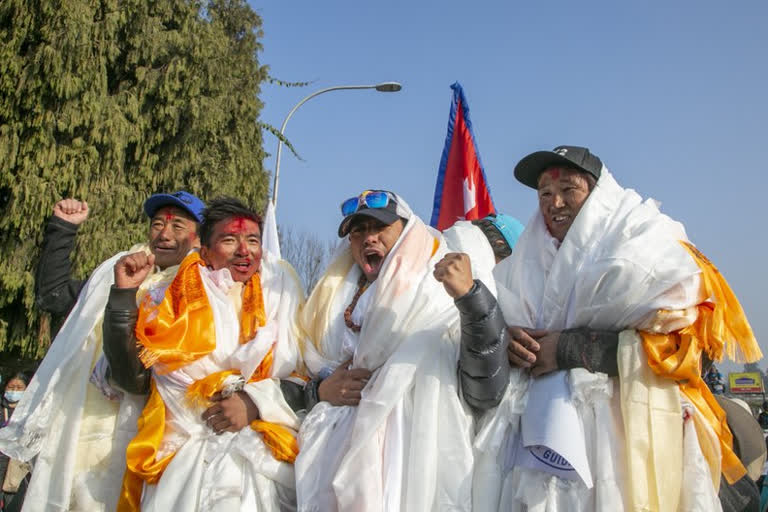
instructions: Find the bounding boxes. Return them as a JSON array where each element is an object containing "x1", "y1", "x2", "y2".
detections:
[{"x1": 271, "y1": 82, "x2": 402, "y2": 209}]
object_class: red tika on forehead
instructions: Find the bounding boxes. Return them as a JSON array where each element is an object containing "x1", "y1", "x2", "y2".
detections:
[
  {"x1": 547, "y1": 168, "x2": 561, "y2": 180},
  {"x1": 222, "y1": 216, "x2": 256, "y2": 234},
  {"x1": 155, "y1": 206, "x2": 184, "y2": 221}
]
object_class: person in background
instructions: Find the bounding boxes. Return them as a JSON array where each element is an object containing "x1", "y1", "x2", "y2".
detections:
[
  {"x1": 705, "y1": 363, "x2": 726, "y2": 395},
  {"x1": 758, "y1": 401, "x2": 768, "y2": 430},
  {"x1": 471, "y1": 213, "x2": 524, "y2": 263},
  {"x1": 0, "y1": 373, "x2": 31, "y2": 512}
]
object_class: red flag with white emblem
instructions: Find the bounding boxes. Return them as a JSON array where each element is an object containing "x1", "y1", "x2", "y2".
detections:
[{"x1": 430, "y1": 82, "x2": 496, "y2": 230}]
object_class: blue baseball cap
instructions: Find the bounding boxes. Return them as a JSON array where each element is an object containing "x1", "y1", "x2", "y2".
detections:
[
  {"x1": 485, "y1": 213, "x2": 524, "y2": 250},
  {"x1": 143, "y1": 191, "x2": 205, "y2": 223}
]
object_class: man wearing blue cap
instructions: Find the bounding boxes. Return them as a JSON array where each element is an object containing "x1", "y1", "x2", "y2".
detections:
[
  {"x1": 3, "y1": 191, "x2": 205, "y2": 512},
  {"x1": 35, "y1": 191, "x2": 205, "y2": 320}
]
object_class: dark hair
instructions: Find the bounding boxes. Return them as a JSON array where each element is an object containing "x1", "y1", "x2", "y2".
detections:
[
  {"x1": 584, "y1": 173, "x2": 597, "y2": 191},
  {"x1": 198, "y1": 197, "x2": 262, "y2": 247},
  {"x1": 472, "y1": 217, "x2": 513, "y2": 261},
  {"x1": 4, "y1": 372, "x2": 30, "y2": 389}
]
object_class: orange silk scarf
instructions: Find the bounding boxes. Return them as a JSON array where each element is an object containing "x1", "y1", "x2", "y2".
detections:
[
  {"x1": 134, "y1": 251, "x2": 265, "y2": 373},
  {"x1": 641, "y1": 241, "x2": 762, "y2": 484},
  {"x1": 118, "y1": 252, "x2": 285, "y2": 511}
]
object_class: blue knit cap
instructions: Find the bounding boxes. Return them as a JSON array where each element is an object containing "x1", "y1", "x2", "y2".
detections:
[{"x1": 484, "y1": 214, "x2": 524, "y2": 251}]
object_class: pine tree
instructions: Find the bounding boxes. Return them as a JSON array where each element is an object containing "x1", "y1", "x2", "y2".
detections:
[{"x1": 0, "y1": 0, "x2": 269, "y2": 358}]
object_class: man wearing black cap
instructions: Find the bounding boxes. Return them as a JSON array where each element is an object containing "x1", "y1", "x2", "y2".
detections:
[
  {"x1": 295, "y1": 190, "x2": 475, "y2": 511},
  {"x1": 6, "y1": 191, "x2": 205, "y2": 511},
  {"x1": 466, "y1": 146, "x2": 762, "y2": 512}
]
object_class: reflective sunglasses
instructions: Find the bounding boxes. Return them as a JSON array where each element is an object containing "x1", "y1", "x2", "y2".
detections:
[{"x1": 340, "y1": 190, "x2": 391, "y2": 217}]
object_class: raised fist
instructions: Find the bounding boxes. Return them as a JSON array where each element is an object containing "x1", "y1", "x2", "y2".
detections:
[
  {"x1": 433, "y1": 252, "x2": 474, "y2": 299},
  {"x1": 114, "y1": 252, "x2": 156, "y2": 289},
  {"x1": 53, "y1": 198, "x2": 89, "y2": 225}
]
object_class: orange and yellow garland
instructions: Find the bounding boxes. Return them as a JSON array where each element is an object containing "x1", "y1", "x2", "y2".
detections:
[
  {"x1": 117, "y1": 252, "x2": 298, "y2": 511},
  {"x1": 641, "y1": 241, "x2": 762, "y2": 484}
]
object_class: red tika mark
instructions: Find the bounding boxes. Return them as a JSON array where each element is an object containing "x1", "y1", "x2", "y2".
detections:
[
  {"x1": 164, "y1": 212, "x2": 175, "y2": 222},
  {"x1": 547, "y1": 168, "x2": 561, "y2": 180},
  {"x1": 222, "y1": 216, "x2": 254, "y2": 234}
]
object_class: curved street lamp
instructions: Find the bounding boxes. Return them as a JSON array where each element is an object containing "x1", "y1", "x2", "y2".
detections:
[{"x1": 271, "y1": 81, "x2": 402, "y2": 208}]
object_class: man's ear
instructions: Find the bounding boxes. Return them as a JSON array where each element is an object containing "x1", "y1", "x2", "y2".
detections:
[
  {"x1": 191, "y1": 235, "x2": 201, "y2": 250},
  {"x1": 199, "y1": 245, "x2": 208, "y2": 261}
]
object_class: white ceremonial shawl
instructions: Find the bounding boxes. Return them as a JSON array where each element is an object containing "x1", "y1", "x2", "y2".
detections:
[
  {"x1": 138, "y1": 254, "x2": 304, "y2": 511},
  {"x1": 475, "y1": 169, "x2": 708, "y2": 511},
  {"x1": 442, "y1": 220, "x2": 498, "y2": 296},
  {"x1": 296, "y1": 211, "x2": 474, "y2": 512},
  {"x1": 0, "y1": 245, "x2": 175, "y2": 512}
]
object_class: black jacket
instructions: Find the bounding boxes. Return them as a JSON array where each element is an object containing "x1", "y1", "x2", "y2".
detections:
[
  {"x1": 455, "y1": 280, "x2": 510, "y2": 411},
  {"x1": 35, "y1": 216, "x2": 86, "y2": 322},
  {"x1": 102, "y1": 286, "x2": 151, "y2": 394},
  {"x1": 102, "y1": 285, "x2": 309, "y2": 411}
]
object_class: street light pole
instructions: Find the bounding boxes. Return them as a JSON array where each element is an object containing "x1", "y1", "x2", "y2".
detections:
[{"x1": 271, "y1": 81, "x2": 402, "y2": 209}]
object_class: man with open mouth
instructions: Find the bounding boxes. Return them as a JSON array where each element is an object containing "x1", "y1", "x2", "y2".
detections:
[{"x1": 294, "y1": 190, "x2": 475, "y2": 511}]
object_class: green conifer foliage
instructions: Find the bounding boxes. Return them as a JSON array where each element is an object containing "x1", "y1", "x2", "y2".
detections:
[{"x1": 0, "y1": 0, "x2": 269, "y2": 357}]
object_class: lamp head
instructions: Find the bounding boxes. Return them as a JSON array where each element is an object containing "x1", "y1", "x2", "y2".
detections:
[{"x1": 374, "y1": 82, "x2": 402, "y2": 92}]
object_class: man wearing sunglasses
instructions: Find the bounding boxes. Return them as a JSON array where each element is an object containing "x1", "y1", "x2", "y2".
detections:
[{"x1": 295, "y1": 190, "x2": 475, "y2": 511}]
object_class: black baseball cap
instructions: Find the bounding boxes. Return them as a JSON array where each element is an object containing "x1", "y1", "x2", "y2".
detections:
[
  {"x1": 514, "y1": 145, "x2": 603, "y2": 189},
  {"x1": 338, "y1": 190, "x2": 404, "y2": 237},
  {"x1": 143, "y1": 191, "x2": 205, "y2": 223}
]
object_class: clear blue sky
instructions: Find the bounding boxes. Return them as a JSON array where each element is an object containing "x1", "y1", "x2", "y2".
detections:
[{"x1": 251, "y1": 0, "x2": 767, "y2": 375}]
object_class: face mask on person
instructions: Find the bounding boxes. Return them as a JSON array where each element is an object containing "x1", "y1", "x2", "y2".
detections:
[{"x1": 4, "y1": 390, "x2": 23, "y2": 403}]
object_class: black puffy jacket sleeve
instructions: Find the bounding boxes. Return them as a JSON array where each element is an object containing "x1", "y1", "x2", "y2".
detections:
[
  {"x1": 35, "y1": 216, "x2": 86, "y2": 317},
  {"x1": 102, "y1": 286, "x2": 151, "y2": 394},
  {"x1": 102, "y1": 285, "x2": 320, "y2": 412},
  {"x1": 456, "y1": 280, "x2": 510, "y2": 411}
]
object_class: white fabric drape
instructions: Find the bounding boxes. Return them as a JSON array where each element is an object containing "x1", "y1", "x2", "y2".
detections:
[
  {"x1": 139, "y1": 255, "x2": 303, "y2": 512},
  {"x1": 296, "y1": 208, "x2": 474, "y2": 512},
  {"x1": 442, "y1": 219, "x2": 498, "y2": 297},
  {"x1": 0, "y1": 245, "x2": 175, "y2": 512},
  {"x1": 476, "y1": 169, "x2": 716, "y2": 511}
]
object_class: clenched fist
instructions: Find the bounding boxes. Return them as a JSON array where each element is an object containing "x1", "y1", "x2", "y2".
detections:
[
  {"x1": 53, "y1": 198, "x2": 89, "y2": 225},
  {"x1": 433, "y1": 252, "x2": 474, "y2": 299},
  {"x1": 202, "y1": 391, "x2": 260, "y2": 434},
  {"x1": 114, "y1": 252, "x2": 155, "y2": 289}
]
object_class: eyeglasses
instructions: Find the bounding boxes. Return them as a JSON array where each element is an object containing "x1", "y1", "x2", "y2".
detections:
[{"x1": 340, "y1": 190, "x2": 391, "y2": 217}]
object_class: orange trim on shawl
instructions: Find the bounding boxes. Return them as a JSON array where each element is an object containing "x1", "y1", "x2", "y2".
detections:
[
  {"x1": 119, "y1": 253, "x2": 276, "y2": 510},
  {"x1": 135, "y1": 252, "x2": 266, "y2": 373},
  {"x1": 117, "y1": 380, "x2": 174, "y2": 511},
  {"x1": 184, "y1": 348, "x2": 299, "y2": 464},
  {"x1": 641, "y1": 241, "x2": 762, "y2": 484}
]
